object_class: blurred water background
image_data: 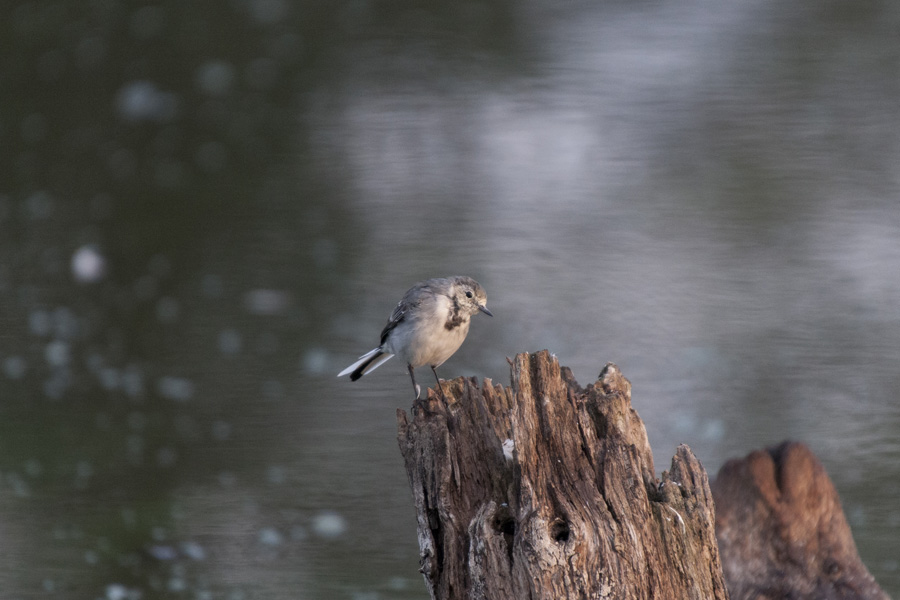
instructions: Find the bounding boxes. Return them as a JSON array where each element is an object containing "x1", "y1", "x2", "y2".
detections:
[{"x1": 2, "y1": 0, "x2": 899, "y2": 598}]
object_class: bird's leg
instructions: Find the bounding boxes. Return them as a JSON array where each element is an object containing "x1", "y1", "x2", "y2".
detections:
[
  {"x1": 431, "y1": 365, "x2": 447, "y2": 401},
  {"x1": 409, "y1": 365, "x2": 438, "y2": 415},
  {"x1": 407, "y1": 364, "x2": 421, "y2": 400}
]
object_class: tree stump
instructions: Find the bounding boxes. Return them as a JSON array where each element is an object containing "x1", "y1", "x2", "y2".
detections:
[
  {"x1": 712, "y1": 441, "x2": 890, "y2": 600},
  {"x1": 396, "y1": 350, "x2": 729, "y2": 600}
]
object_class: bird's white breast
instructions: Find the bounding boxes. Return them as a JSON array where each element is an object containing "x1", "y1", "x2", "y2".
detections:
[{"x1": 386, "y1": 294, "x2": 471, "y2": 368}]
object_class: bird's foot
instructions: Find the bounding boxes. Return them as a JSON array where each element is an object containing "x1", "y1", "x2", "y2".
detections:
[{"x1": 412, "y1": 393, "x2": 440, "y2": 416}]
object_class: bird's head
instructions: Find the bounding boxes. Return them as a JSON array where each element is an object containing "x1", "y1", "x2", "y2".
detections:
[{"x1": 452, "y1": 276, "x2": 493, "y2": 317}]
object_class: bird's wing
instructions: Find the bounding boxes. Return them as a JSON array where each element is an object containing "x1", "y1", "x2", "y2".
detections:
[
  {"x1": 379, "y1": 282, "x2": 433, "y2": 346},
  {"x1": 380, "y1": 299, "x2": 411, "y2": 345}
]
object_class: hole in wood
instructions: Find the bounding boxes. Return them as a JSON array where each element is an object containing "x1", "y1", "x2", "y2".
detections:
[
  {"x1": 550, "y1": 518, "x2": 570, "y2": 543},
  {"x1": 493, "y1": 513, "x2": 516, "y2": 537},
  {"x1": 493, "y1": 507, "x2": 516, "y2": 563}
]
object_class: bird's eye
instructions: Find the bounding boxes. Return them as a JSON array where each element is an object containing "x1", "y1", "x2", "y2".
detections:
[{"x1": 465, "y1": 290, "x2": 473, "y2": 299}]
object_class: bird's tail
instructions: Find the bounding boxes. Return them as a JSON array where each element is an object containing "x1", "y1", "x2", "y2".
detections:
[{"x1": 337, "y1": 348, "x2": 395, "y2": 381}]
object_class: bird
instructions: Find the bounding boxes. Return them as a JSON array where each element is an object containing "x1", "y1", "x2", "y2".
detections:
[{"x1": 338, "y1": 276, "x2": 493, "y2": 400}]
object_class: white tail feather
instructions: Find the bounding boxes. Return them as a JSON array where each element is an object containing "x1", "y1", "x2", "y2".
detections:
[
  {"x1": 337, "y1": 348, "x2": 395, "y2": 378},
  {"x1": 358, "y1": 352, "x2": 394, "y2": 376}
]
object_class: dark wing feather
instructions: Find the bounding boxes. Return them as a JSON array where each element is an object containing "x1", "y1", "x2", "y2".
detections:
[
  {"x1": 379, "y1": 281, "x2": 436, "y2": 346},
  {"x1": 380, "y1": 300, "x2": 410, "y2": 345}
]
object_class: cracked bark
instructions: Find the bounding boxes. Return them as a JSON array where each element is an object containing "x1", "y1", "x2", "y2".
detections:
[{"x1": 397, "y1": 350, "x2": 729, "y2": 600}]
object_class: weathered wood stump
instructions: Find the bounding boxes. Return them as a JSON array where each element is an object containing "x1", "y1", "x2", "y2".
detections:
[
  {"x1": 712, "y1": 441, "x2": 890, "y2": 600},
  {"x1": 396, "y1": 350, "x2": 729, "y2": 600}
]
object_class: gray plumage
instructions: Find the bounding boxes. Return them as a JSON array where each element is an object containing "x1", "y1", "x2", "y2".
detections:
[{"x1": 338, "y1": 276, "x2": 492, "y2": 399}]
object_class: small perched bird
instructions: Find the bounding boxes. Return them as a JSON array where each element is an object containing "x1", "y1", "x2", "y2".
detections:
[{"x1": 338, "y1": 276, "x2": 492, "y2": 400}]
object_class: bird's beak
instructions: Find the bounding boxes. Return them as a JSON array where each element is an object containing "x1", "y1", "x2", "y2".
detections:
[{"x1": 478, "y1": 305, "x2": 493, "y2": 317}]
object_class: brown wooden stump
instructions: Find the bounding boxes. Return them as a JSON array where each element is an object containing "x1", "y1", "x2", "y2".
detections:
[
  {"x1": 396, "y1": 350, "x2": 729, "y2": 600},
  {"x1": 712, "y1": 441, "x2": 890, "y2": 600}
]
